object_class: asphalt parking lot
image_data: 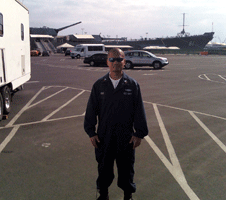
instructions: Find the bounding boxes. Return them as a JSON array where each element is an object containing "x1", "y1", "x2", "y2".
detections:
[{"x1": 1, "y1": 53, "x2": 226, "y2": 200}]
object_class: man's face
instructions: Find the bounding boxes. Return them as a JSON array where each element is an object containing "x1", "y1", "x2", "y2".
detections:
[{"x1": 107, "y1": 52, "x2": 125, "y2": 74}]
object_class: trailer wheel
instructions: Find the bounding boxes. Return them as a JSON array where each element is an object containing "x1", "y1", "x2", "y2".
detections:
[
  {"x1": 1, "y1": 86, "x2": 11, "y2": 114},
  {"x1": 0, "y1": 93, "x2": 3, "y2": 121}
]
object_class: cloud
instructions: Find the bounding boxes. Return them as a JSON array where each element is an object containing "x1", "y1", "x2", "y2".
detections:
[{"x1": 24, "y1": 0, "x2": 226, "y2": 41}]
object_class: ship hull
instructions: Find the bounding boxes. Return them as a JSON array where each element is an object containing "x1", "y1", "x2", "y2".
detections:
[
  {"x1": 103, "y1": 32, "x2": 214, "y2": 50},
  {"x1": 162, "y1": 32, "x2": 214, "y2": 50}
]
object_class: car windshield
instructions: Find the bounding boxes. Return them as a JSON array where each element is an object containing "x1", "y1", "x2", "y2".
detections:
[
  {"x1": 146, "y1": 52, "x2": 156, "y2": 58},
  {"x1": 74, "y1": 47, "x2": 82, "y2": 52}
]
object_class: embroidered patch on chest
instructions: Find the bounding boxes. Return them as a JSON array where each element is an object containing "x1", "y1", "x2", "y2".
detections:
[{"x1": 123, "y1": 92, "x2": 132, "y2": 95}]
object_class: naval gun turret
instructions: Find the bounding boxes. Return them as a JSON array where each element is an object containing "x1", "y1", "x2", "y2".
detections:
[{"x1": 30, "y1": 21, "x2": 82, "y2": 36}]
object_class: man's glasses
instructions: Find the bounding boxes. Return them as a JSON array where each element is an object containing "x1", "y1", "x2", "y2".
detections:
[{"x1": 108, "y1": 57, "x2": 124, "y2": 62}]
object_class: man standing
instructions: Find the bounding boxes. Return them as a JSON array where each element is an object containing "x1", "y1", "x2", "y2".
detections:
[{"x1": 84, "y1": 48, "x2": 148, "y2": 200}]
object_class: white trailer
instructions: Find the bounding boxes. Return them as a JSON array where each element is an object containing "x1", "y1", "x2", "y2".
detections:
[{"x1": 0, "y1": 0, "x2": 31, "y2": 120}]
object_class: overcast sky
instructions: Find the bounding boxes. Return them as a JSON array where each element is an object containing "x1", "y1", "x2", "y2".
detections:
[{"x1": 23, "y1": 0, "x2": 226, "y2": 43}]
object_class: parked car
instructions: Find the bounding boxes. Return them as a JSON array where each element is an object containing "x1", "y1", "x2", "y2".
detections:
[
  {"x1": 42, "y1": 50, "x2": 50, "y2": 56},
  {"x1": 83, "y1": 53, "x2": 108, "y2": 66},
  {"x1": 65, "y1": 49, "x2": 71, "y2": 56},
  {"x1": 30, "y1": 50, "x2": 41, "y2": 56},
  {"x1": 124, "y1": 50, "x2": 169, "y2": 69}
]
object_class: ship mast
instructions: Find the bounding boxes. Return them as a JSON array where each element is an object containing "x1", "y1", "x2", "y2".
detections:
[
  {"x1": 181, "y1": 13, "x2": 186, "y2": 34},
  {"x1": 178, "y1": 13, "x2": 190, "y2": 37}
]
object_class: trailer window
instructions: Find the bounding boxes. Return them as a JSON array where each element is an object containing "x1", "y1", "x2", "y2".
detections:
[
  {"x1": 0, "y1": 13, "x2": 3, "y2": 37},
  {"x1": 21, "y1": 23, "x2": 24, "y2": 40}
]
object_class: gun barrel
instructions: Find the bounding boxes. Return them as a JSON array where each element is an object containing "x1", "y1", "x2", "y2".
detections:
[{"x1": 55, "y1": 21, "x2": 82, "y2": 33}]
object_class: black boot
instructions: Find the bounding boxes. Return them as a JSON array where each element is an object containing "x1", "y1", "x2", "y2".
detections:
[{"x1": 97, "y1": 189, "x2": 109, "y2": 200}]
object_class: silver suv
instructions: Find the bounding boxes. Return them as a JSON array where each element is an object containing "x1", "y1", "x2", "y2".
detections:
[{"x1": 124, "y1": 50, "x2": 169, "y2": 69}]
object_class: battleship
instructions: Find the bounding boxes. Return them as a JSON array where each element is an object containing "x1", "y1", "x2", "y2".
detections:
[
  {"x1": 30, "y1": 14, "x2": 214, "y2": 52},
  {"x1": 102, "y1": 14, "x2": 214, "y2": 50},
  {"x1": 102, "y1": 32, "x2": 214, "y2": 50}
]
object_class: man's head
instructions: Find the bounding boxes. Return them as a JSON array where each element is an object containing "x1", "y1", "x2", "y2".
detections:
[{"x1": 107, "y1": 48, "x2": 125, "y2": 77}]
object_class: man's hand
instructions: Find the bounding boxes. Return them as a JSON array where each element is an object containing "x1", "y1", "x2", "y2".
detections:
[
  {"x1": 129, "y1": 136, "x2": 142, "y2": 149},
  {"x1": 90, "y1": 135, "x2": 100, "y2": 148}
]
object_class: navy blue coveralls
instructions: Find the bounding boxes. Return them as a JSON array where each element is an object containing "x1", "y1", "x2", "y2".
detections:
[{"x1": 84, "y1": 72, "x2": 148, "y2": 194}]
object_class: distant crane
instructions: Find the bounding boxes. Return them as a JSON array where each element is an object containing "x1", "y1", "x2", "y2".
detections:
[{"x1": 218, "y1": 37, "x2": 222, "y2": 43}]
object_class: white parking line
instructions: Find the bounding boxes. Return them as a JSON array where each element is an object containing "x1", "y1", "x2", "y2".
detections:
[
  {"x1": 0, "y1": 126, "x2": 20, "y2": 153},
  {"x1": 218, "y1": 75, "x2": 226, "y2": 81},
  {"x1": 145, "y1": 135, "x2": 200, "y2": 200},
  {"x1": 26, "y1": 81, "x2": 40, "y2": 84},
  {"x1": 0, "y1": 86, "x2": 87, "y2": 155},
  {"x1": 189, "y1": 111, "x2": 226, "y2": 153},
  {"x1": 145, "y1": 104, "x2": 200, "y2": 200},
  {"x1": 198, "y1": 73, "x2": 226, "y2": 84},
  {"x1": 41, "y1": 90, "x2": 86, "y2": 121},
  {"x1": 1, "y1": 85, "x2": 225, "y2": 199},
  {"x1": 153, "y1": 104, "x2": 182, "y2": 167},
  {"x1": 5, "y1": 86, "x2": 46, "y2": 128},
  {"x1": 203, "y1": 74, "x2": 210, "y2": 80},
  {"x1": 28, "y1": 87, "x2": 69, "y2": 109},
  {"x1": 0, "y1": 113, "x2": 85, "y2": 128},
  {"x1": 143, "y1": 100, "x2": 226, "y2": 199},
  {"x1": 144, "y1": 101, "x2": 226, "y2": 121}
]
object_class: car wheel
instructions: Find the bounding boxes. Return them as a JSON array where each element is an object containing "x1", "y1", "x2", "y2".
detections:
[
  {"x1": 90, "y1": 61, "x2": 95, "y2": 66},
  {"x1": 1, "y1": 85, "x2": 11, "y2": 114},
  {"x1": 76, "y1": 55, "x2": 81, "y2": 59},
  {"x1": 71, "y1": 57, "x2": 75, "y2": 59},
  {"x1": 0, "y1": 93, "x2": 3, "y2": 121},
  {"x1": 125, "y1": 61, "x2": 133, "y2": 69},
  {"x1": 153, "y1": 61, "x2": 162, "y2": 70}
]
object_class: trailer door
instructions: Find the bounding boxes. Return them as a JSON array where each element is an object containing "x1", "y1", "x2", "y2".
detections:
[{"x1": 0, "y1": 49, "x2": 6, "y2": 85}]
